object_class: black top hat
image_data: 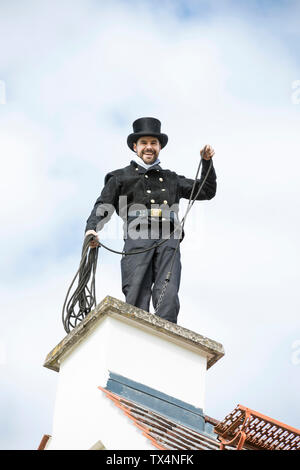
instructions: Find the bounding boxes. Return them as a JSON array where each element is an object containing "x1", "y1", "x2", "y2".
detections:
[{"x1": 127, "y1": 117, "x2": 168, "y2": 151}]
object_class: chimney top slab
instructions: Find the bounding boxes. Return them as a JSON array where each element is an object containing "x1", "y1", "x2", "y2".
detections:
[{"x1": 44, "y1": 296, "x2": 224, "y2": 372}]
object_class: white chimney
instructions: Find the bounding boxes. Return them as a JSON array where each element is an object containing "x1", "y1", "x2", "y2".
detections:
[{"x1": 43, "y1": 296, "x2": 224, "y2": 450}]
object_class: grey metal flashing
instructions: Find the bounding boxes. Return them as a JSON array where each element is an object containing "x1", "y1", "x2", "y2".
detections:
[
  {"x1": 44, "y1": 296, "x2": 225, "y2": 372},
  {"x1": 106, "y1": 371, "x2": 206, "y2": 434},
  {"x1": 108, "y1": 372, "x2": 204, "y2": 415}
]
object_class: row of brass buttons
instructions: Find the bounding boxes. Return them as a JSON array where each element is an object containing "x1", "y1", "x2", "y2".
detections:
[
  {"x1": 135, "y1": 167, "x2": 168, "y2": 204},
  {"x1": 144, "y1": 174, "x2": 164, "y2": 182},
  {"x1": 151, "y1": 199, "x2": 168, "y2": 204},
  {"x1": 146, "y1": 189, "x2": 166, "y2": 193}
]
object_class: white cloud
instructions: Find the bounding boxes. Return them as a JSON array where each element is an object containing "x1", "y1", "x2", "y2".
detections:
[{"x1": 0, "y1": 0, "x2": 300, "y2": 448}]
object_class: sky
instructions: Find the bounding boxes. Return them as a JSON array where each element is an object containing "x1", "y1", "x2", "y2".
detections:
[{"x1": 1, "y1": 0, "x2": 300, "y2": 449}]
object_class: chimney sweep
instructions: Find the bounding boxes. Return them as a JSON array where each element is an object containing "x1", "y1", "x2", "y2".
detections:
[{"x1": 62, "y1": 117, "x2": 216, "y2": 332}]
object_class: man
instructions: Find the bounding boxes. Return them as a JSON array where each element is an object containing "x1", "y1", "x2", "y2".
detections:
[{"x1": 85, "y1": 117, "x2": 216, "y2": 324}]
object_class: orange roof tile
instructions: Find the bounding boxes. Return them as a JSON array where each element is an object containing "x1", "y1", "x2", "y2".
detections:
[
  {"x1": 214, "y1": 404, "x2": 300, "y2": 450},
  {"x1": 37, "y1": 434, "x2": 51, "y2": 450}
]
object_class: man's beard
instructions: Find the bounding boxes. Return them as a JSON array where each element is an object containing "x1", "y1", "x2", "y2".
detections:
[{"x1": 139, "y1": 150, "x2": 158, "y2": 164}]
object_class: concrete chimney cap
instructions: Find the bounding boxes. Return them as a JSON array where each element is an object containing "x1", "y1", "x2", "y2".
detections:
[{"x1": 44, "y1": 296, "x2": 225, "y2": 372}]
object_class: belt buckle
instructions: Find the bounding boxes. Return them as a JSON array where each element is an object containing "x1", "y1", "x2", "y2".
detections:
[{"x1": 150, "y1": 208, "x2": 162, "y2": 217}]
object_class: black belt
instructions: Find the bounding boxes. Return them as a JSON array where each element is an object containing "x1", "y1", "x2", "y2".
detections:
[{"x1": 128, "y1": 209, "x2": 179, "y2": 223}]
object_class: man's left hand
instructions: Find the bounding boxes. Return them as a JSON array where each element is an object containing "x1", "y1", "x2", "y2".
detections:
[{"x1": 200, "y1": 144, "x2": 215, "y2": 160}]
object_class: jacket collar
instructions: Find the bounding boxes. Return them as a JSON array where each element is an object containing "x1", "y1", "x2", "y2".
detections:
[{"x1": 130, "y1": 160, "x2": 162, "y2": 174}]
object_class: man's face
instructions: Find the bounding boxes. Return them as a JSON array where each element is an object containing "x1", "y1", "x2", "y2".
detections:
[{"x1": 133, "y1": 136, "x2": 161, "y2": 164}]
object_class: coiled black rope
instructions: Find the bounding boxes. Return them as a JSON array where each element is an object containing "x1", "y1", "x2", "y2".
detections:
[
  {"x1": 62, "y1": 157, "x2": 213, "y2": 332},
  {"x1": 62, "y1": 237, "x2": 99, "y2": 333}
]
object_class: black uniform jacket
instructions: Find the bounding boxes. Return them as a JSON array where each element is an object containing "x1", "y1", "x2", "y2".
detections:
[{"x1": 85, "y1": 159, "x2": 217, "y2": 233}]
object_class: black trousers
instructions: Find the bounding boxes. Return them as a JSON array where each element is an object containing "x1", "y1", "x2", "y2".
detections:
[{"x1": 120, "y1": 228, "x2": 182, "y2": 324}]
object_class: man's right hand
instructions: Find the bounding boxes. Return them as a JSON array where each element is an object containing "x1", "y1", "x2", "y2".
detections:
[{"x1": 85, "y1": 230, "x2": 100, "y2": 248}]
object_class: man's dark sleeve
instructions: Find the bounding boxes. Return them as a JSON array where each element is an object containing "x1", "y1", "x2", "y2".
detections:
[
  {"x1": 85, "y1": 173, "x2": 120, "y2": 233},
  {"x1": 177, "y1": 159, "x2": 217, "y2": 201}
]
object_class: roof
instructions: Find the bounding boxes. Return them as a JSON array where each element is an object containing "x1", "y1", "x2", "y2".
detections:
[
  {"x1": 99, "y1": 386, "x2": 226, "y2": 450},
  {"x1": 40, "y1": 369, "x2": 299, "y2": 450},
  {"x1": 99, "y1": 373, "x2": 300, "y2": 451},
  {"x1": 44, "y1": 296, "x2": 224, "y2": 372},
  {"x1": 37, "y1": 434, "x2": 51, "y2": 450},
  {"x1": 99, "y1": 371, "x2": 225, "y2": 450},
  {"x1": 214, "y1": 404, "x2": 300, "y2": 450}
]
